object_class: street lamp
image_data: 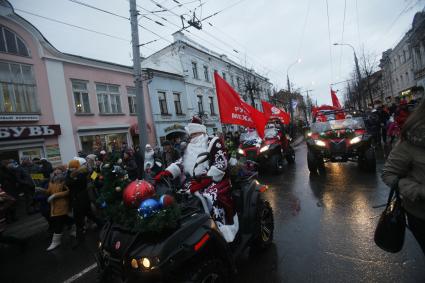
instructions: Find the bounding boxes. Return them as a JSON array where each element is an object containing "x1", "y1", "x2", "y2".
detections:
[{"x1": 333, "y1": 42, "x2": 364, "y2": 109}]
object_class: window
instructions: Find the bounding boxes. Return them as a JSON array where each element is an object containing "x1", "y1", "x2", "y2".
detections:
[
  {"x1": 96, "y1": 83, "x2": 122, "y2": 114},
  {"x1": 0, "y1": 26, "x2": 30, "y2": 57},
  {"x1": 158, "y1": 91, "x2": 168, "y2": 114},
  {"x1": 173, "y1": 92, "x2": 183, "y2": 115},
  {"x1": 203, "y1": 65, "x2": 210, "y2": 82},
  {"x1": 236, "y1": 77, "x2": 241, "y2": 90},
  {"x1": 192, "y1": 62, "x2": 199, "y2": 79},
  {"x1": 230, "y1": 75, "x2": 235, "y2": 87},
  {"x1": 209, "y1": 96, "x2": 215, "y2": 115},
  {"x1": 197, "y1": 95, "x2": 204, "y2": 113},
  {"x1": 127, "y1": 86, "x2": 136, "y2": 114},
  {"x1": 222, "y1": 72, "x2": 226, "y2": 81},
  {"x1": 72, "y1": 81, "x2": 90, "y2": 113},
  {"x1": 0, "y1": 61, "x2": 38, "y2": 113}
]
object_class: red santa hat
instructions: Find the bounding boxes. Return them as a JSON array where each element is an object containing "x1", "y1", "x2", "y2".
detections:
[{"x1": 185, "y1": 116, "x2": 207, "y2": 135}]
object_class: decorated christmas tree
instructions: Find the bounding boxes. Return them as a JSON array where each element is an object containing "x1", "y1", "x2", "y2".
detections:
[{"x1": 97, "y1": 156, "x2": 181, "y2": 238}]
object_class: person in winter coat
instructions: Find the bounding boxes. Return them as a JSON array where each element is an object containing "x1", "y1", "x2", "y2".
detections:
[
  {"x1": 0, "y1": 187, "x2": 26, "y2": 249},
  {"x1": 382, "y1": 99, "x2": 425, "y2": 254},
  {"x1": 66, "y1": 159, "x2": 101, "y2": 248},
  {"x1": 122, "y1": 151, "x2": 138, "y2": 180},
  {"x1": 38, "y1": 166, "x2": 71, "y2": 251}
]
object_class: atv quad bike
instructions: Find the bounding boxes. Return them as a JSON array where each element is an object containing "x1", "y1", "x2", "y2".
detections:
[
  {"x1": 306, "y1": 114, "x2": 376, "y2": 174},
  {"x1": 96, "y1": 153, "x2": 274, "y2": 283},
  {"x1": 237, "y1": 127, "x2": 295, "y2": 174}
]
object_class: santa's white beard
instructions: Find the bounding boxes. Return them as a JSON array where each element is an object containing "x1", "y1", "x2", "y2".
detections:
[{"x1": 183, "y1": 134, "x2": 209, "y2": 176}]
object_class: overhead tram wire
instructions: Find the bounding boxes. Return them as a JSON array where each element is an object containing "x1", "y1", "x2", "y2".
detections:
[
  {"x1": 338, "y1": 0, "x2": 347, "y2": 79},
  {"x1": 68, "y1": 0, "x2": 173, "y2": 45},
  {"x1": 296, "y1": 0, "x2": 312, "y2": 61},
  {"x1": 147, "y1": 0, "x2": 273, "y2": 76},
  {"x1": 325, "y1": 0, "x2": 334, "y2": 84},
  {"x1": 15, "y1": 8, "x2": 130, "y2": 42},
  {"x1": 172, "y1": 2, "x2": 287, "y2": 79}
]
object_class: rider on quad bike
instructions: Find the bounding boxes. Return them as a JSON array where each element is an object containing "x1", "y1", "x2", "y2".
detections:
[
  {"x1": 96, "y1": 118, "x2": 274, "y2": 283},
  {"x1": 306, "y1": 108, "x2": 376, "y2": 174},
  {"x1": 237, "y1": 120, "x2": 295, "y2": 174}
]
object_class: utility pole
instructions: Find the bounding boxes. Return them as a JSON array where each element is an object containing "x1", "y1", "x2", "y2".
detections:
[{"x1": 129, "y1": 0, "x2": 148, "y2": 175}]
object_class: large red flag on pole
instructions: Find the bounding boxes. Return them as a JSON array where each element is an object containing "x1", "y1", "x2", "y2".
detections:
[
  {"x1": 214, "y1": 72, "x2": 267, "y2": 138},
  {"x1": 331, "y1": 88, "x2": 342, "y2": 108},
  {"x1": 261, "y1": 100, "x2": 290, "y2": 125}
]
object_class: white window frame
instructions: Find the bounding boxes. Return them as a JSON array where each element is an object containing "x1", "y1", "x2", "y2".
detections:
[
  {"x1": 127, "y1": 86, "x2": 136, "y2": 114},
  {"x1": 203, "y1": 65, "x2": 210, "y2": 82},
  {"x1": 192, "y1": 61, "x2": 199, "y2": 79},
  {"x1": 0, "y1": 61, "x2": 38, "y2": 113},
  {"x1": 0, "y1": 26, "x2": 31, "y2": 57},
  {"x1": 208, "y1": 96, "x2": 215, "y2": 115},
  {"x1": 158, "y1": 91, "x2": 169, "y2": 115},
  {"x1": 72, "y1": 80, "x2": 91, "y2": 114},
  {"x1": 173, "y1": 92, "x2": 183, "y2": 115},
  {"x1": 96, "y1": 83, "x2": 122, "y2": 114}
]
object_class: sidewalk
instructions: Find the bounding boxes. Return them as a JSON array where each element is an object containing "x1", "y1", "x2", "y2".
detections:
[{"x1": 3, "y1": 212, "x2": 48, "y2": 239}]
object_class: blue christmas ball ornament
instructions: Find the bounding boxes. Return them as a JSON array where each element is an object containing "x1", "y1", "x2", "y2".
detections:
[
  {"x1": 138, "y1": 198, "x2": 160, "y2": 218},
  {"x1": 100, "y1": 201, "x2": 107, "y2": 209}
]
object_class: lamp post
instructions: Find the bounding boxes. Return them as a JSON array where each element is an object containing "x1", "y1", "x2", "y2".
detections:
[
  {"x1": 286, "y1": 58, "x2": 301, "y2": 136},
  {"x1": 333, "y1": 43, "x2": 364, "y2": 109}
]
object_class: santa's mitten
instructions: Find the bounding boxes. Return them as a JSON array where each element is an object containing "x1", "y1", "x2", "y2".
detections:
[
  {"x1": 190, "y1": 177, "x2": 213, "y2": 193},
  {"x1": 154, "y1": 170, "x2": 172, "y2": 183}
]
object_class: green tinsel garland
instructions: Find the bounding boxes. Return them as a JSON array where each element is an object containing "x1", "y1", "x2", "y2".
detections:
[{"x1": 97, "y1": 158, "x2": 181, "y2": 237}]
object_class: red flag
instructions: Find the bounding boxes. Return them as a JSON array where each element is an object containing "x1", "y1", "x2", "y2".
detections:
[
  {"x1": 261, "y1": 100, "x2": 290, "y2": 125},
  {"x1": 214, "y1": 72, "x2": 267, "y2": 137},
  {"x1": 331, "y1": 89, "x2": 342, "y2": 109}
]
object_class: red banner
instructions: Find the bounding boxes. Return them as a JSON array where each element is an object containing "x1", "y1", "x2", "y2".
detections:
[
  {"x1": 261, "y1": 100, "x2": 290, "y2": 125},
  {"x1": 214, "y1": 72, "x2": 266, "y2": 137},
  {"x1": 331, "y1": 89, "x2": 342, "y2": 108}
]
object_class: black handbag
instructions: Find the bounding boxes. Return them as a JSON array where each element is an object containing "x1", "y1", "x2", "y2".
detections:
[{"x1": 374, "y1": 179, "x2": 406, "y2": 253}]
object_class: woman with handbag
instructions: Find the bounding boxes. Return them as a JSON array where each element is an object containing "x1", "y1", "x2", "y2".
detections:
[{"x1": 382, "y1": 99, "x2": 425, "y2": 254}]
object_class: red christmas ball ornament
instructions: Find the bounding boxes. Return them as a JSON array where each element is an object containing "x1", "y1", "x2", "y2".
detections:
[
  {"x1": 159, "y1": 194, "x2": 174, "y2": 208},
  {"x1": 123, "y1": 180, "x2": 155, "y2": 208}
]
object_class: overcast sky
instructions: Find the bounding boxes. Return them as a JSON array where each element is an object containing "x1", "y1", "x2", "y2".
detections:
[{"x1": 9, "y1": 0, "x2": 425, "y2": 104}]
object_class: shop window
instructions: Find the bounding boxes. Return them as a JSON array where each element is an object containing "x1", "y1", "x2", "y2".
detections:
[
  {"x1": 72, "y1": 80, "x2": 91, "y2": 113},
  {"x1": 96, "y1": 83, "x2": 122, "y2": 114},
  {"x1": 0, "y1": 26, "x2": 30, "y2": 57},
  {"x1": 158, "y1": 91, "x2": 168, "y2": 115},
  {"x1": 0, "y1": 61, "x2": 39, "y2": 113},
  {"x1": 173, "y1": 92, "x2": 183, "y2": 115},
  {"x1": 80, "y1": 133, "x2": 127, "y2": 154},
  {"x1": 127, "y1": 86, "x2": 136, "y2": 114}
]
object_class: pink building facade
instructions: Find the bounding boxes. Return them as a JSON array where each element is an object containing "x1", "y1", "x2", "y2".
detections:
[{"x1": 0, "y1": 2, "x2": 155, "y2": 165}]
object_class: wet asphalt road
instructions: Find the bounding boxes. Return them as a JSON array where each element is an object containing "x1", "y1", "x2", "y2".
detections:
[{"x1": 1, "y1": 142, "x2": 424, "y2": 283}]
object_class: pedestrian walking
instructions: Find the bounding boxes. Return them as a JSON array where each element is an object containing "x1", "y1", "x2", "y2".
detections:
[
  {"x1": 66, "y1": 159, "x2": 101, "y2": 249},
  {"x1": 0, "y1": 187, "x2": 26, "y2": 250},
  {"x1": 382, "y1": 99, "x2": 425, "y2": 254},
  {"x1": 38, "y1": 166, "x2": 72, "y2": 251}
]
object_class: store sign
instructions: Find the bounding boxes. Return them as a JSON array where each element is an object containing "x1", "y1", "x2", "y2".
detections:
[
  {"x1": 0, "y1": 115, "x2": 40, "y2": 121},
  {"x1": 164, "y1": 124, "x2": 185, "y2": 133},
  {"x1": 0, "y1": 125, "x2": 61, "y2": 140}
]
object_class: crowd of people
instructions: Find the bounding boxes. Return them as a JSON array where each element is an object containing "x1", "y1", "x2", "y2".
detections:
[{"x1": 364, "y1": 97, "x2": 421, "y2": 150}]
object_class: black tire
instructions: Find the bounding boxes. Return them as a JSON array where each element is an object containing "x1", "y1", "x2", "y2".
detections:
[
  {"x1": 185, "y1": 259, "x2": 228, "y2": 283},
  {"x1": 363, "y1": 147, "x2": 376, "y2": 173},
  {"x1": 251, "y1": 199, "x2": 274, "y2": 251},
  {"x1": 307, "y1": 149, "x2": 318, "y2": 174},
  {"x1": 286, "y1": 146, "x2": 296, "y2": 164},
  {"x1": 269, "y1": 154, "x2": 284, "y2": 175}
]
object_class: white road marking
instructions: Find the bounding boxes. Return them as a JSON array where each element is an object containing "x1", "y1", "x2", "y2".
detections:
[{"x1": 63, "y1": 263, "x2": 97, "y2": 283}]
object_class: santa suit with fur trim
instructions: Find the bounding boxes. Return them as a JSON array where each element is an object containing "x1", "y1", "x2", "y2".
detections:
[{"x1": 165, "y1": 127, "x2": 234, "y2": 226}]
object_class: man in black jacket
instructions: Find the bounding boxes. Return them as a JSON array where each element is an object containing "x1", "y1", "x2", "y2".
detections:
[{"x1": 161, "y1": 141, "x2": 180, "y2": 168}]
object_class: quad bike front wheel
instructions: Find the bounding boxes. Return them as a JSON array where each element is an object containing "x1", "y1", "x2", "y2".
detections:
[
  {"x1": 307, "y1": 149, "x2": 325, "y2": 174},
  {"x1": 251, "y1": 198, "x2": 274, "y2": 252},
  {"x1": 359, "y1": 147, "x2": 376, "y2": 173},
  {"x1": 185, "y1": 259, "x2": 228, "y2": 283},
  {"x1": 269, "y1": 154, "x2": 284, "y2": 175}
]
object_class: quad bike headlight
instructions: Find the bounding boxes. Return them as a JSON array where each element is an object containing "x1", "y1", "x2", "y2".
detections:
[
  {"x1": 314, "y1": 139, "x2": 326, "y2": 147},
  {"x1": 350, "y1": 136, "x2": 362, "y2": 144},
  {"x1": 141, "y1": 257, "x2": 151, "y2": 269},
  {"x1": 307, "y1": 132, "x2": 312, "y2": 137},
  {"x1": 259, "y1": 145, "x2": 270, "y2": 153},
  {"x1": 237, "y1": 148, "x2": 245, "y2": 155}
]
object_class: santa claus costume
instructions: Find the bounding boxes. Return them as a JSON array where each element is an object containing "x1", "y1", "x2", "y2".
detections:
[{"x1": 155, "y1": 117, "x2": 238, "y2": 242}]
